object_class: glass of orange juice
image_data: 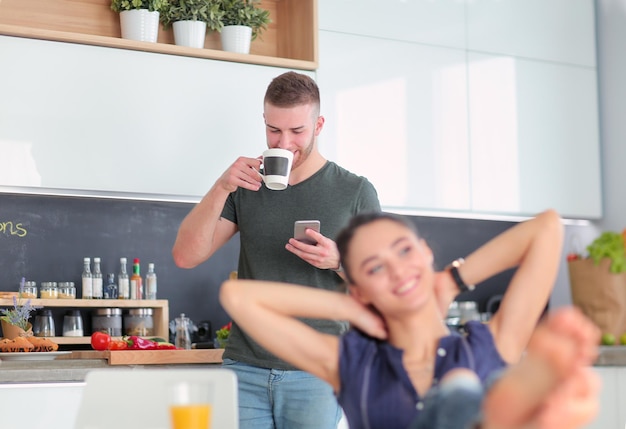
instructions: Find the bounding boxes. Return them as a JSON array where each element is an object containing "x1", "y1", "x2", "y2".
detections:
[{"x1": 169, "y1": 381, "x2": 213, "y2": 429}]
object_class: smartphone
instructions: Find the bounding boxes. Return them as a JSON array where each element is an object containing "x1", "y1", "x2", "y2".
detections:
[{"x1": 294, "y1": 220, "x2": 320, "y2": 245}]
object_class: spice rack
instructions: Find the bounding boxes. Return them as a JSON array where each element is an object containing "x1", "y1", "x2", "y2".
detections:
[
  {"x1": 0, "y1": 0, "x2": 318, "y2": 70},
  {"x1": 0, "y1": 298, "x2": 169, "y2": 345}
]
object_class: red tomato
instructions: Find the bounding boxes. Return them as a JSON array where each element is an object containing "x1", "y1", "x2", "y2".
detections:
[
  {"x1": 91, "y1": 331, "x2": 111, "y2": 351},
  {"x1": 108, "y1": 340, "x2": 128, "y2": 350},
  {"x1": 566, "y1": 253, "x2": 579, "y2": 262}
]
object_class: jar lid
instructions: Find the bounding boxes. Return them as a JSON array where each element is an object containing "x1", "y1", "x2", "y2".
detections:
[
  {"x1": 58, "y1": 282, "x2": 74, "y2": 288},
  {"x1": 24, "y1": 281, "x2": 37, "y2": 287},
  {"x1": 127, "y1": 308, "x2": 153, "y2": 316},
  {"x1": 41, "y1": 282, "x2": 58, "y2": 288},
  {"x1": 66, "y1": 310, "x2": 82, "y2": 316},
  {"x1": 458, "y1": 301, "x2": 477, "y2": 309},
  {"x1": 93, "y1": 308, "x2": 122, "y2": 316}
]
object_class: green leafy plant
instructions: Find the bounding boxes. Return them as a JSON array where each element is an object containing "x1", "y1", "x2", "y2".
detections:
[
  {"x1": 587, "y1": 231, "x2": 626, "y2": 273},
  {"x1": 215, "y1": 321, "x2": 232, "y2": 348},
  {"x1": 160, "y1": 0, "x2": 224, "y2": 30},
  {"x1": 0, "y1": 280, "x2": 38, "y2": 330},
  {"x1": 217, "y1": 0, "x2": 270, "y2": 40},
  {"x1": 111, "y1": 0, "x2": 170, "y2": 13}
]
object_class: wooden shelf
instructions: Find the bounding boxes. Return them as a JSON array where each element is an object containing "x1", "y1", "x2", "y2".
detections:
[
  {"x1": 0, "y1": 298, "x2": 170, "y2": 346},
  {"x1": 0, "y1": 0, "x2": 318, "y2": 70},
  {"x1": 0, "y1": 298, "x2": 168, "y2": 308}
]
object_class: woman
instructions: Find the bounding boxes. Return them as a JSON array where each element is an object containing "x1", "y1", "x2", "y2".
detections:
[{"x1": 220, "y1": 210, "x2": 599, "y2": 428}]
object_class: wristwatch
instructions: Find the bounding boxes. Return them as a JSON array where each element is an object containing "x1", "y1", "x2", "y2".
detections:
[{"x1": 448, "y1": 258, "x2": 475, "y2": 294}]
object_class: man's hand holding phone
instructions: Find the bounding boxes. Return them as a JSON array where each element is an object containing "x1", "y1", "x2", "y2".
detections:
[
  {"x1": 293, "y1": 220, "x2": 320, "y2": 245},
  {"x1": 287, "y1": 220, "x2": 342, "y2": 272}
]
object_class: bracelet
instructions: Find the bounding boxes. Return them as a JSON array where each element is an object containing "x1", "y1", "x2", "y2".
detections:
[{"x1": 449, "y1": 258, "x2": 475, "y2": 294}]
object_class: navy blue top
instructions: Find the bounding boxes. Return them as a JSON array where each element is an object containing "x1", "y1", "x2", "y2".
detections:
[{"x1": 337, "y1": 321, "x2": 507, "y2": 429}]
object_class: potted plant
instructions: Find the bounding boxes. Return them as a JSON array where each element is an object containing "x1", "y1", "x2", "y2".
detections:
[
  {"x1": 216, "y1": 0, "x2": 270, "y2": 54},
  {"x1": 160, "y1": 0, "x2": 224, "y2": 48},
  {"x1": 111, "y1": 0, "x2": 170, "y2": 43},
  {"x1": 0, "y1": 280, "x2": 38, "y2": 339}
]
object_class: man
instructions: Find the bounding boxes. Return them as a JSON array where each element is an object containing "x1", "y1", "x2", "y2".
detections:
[{"x1": 172, "y1": 71, "x2": 381, "y2": 428}]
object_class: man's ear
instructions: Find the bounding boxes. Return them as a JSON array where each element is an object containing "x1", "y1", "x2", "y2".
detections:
[{"x1": 315, "y1": 115, "x2": 325, "y2": 136}]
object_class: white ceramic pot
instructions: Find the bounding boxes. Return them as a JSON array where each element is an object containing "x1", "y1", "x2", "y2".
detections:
[
  {"x1": 173, "y1": 20, "x2": 207, "y2": 49},
  {"x1": 220, "y1": 25, "x2": 252, "y2": 54},
  {"x1": 119, "y1": 9, "x2": 160, "y2": 43}
]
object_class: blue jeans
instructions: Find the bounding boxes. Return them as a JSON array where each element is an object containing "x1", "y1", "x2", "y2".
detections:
[
  {"x1": 223, "y1": 358, "x2": 342, "y2": 429},
  {"x1": 409, "y1": 373, "x2": 484, "y2": 429}
]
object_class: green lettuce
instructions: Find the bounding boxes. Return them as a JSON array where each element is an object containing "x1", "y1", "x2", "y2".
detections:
[{"x1": 587, "y1": 232, "x2": 626, "y2": 273}]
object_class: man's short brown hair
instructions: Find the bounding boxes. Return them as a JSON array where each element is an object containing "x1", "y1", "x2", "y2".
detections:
[{"x1": 264, "y1": 72, "x2": 320, "y2": 113}]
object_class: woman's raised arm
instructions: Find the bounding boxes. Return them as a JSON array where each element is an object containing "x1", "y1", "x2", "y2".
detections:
[
  {"x1": 219, "y1": 279, "x2": 387, "y2": 391},
  {"x1": 447, "y1": 209, "x2": 564, "y2": 363}
]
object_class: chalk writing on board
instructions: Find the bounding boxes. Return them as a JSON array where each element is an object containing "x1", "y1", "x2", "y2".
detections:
[{"x1": 0, "y1": 221, "x2": 27, "y2": 237}]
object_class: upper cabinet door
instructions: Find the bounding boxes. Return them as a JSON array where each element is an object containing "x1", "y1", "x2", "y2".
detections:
[
  {"x1": 317, "y1": 32, "x2": 471, "y2": 212},
  {"x1": 317, "y1": 0, "x2": 601, "y2": 219},
  {"x1": 0, "y1": 36, "x2": 310, "y2": 198},
  {"x1": 467, "y1": 0, "x2": 596, "y2": 67},
  {"x1": 468, "y1": 52, "x2": 601, "y2": 218},
  {"x1": 319, "y1": 0, "x2": 466, "y2": 49}
]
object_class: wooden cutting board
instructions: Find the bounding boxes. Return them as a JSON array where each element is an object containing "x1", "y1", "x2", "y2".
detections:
[{"x1": 62, "y1": 349, "x2": 224, "y2": 365}]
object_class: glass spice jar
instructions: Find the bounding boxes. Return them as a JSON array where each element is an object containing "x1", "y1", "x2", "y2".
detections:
[
  {"x1": 124, "y1": 308, "x2": 154, "y2": 336},
  {"x1": 62, "y1": 310, "x2": 84, "y2": 337},
  {"x1": 40, "y1": 282, "x2": 58, "y2": 299},
  {"x1": 33, "y1": 309, "x2": 56, "y2": 337},
  {"x1": 92, "y1": 308, "x2": 122, "y2": 336},
  {"x1": 21, "y1": 281, "x2": 38, "y2": 299},
  {"x1": 58, "y1": 282, "x2": 76, "y2": 299}
]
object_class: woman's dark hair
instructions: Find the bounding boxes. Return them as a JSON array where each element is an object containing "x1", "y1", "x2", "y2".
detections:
[{"x1": 336, "y1": 211, "x2": 419, "y2": 284}]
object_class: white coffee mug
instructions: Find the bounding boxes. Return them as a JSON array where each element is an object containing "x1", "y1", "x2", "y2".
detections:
[{"x1": 260, "y1": 148, "x2": 294, "y2": 191}]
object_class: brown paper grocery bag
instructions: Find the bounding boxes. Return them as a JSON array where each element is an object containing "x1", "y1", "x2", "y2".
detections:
[{"x1": 568, "y1": 257, "x2": 626, "y2": 337}]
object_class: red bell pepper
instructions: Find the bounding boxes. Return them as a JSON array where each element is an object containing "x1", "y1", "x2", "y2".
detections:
[
  {"x1": 125, "y1": 335, "x2": 178, "y2": 350},
  {"x1": 126, "y1": 335, "x2": 160, "y2": 350}
]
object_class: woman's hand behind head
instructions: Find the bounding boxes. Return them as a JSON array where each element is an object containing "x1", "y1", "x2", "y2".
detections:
[{"x1": 348, "y1": 296, "x2": 388, "y2": 340}]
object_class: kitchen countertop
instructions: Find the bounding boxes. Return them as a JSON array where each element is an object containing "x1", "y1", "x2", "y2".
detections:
[
  {"x1": 594, "y1": 345, "x2": 626, "y2": 366},
  {"x1": 2, "y1": 346, "x2": 621, "y2": 384},
  {"x1": 0, "y1": 358, "x2": 111, "y2": 383},
  {"x1": 0, "y1": 349, "x2": 224, "y2": 383}
]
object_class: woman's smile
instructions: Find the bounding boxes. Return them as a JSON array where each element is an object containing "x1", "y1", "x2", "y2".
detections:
[{"x1": 394, "y1": 276, "x2": 419, "y2": 296}]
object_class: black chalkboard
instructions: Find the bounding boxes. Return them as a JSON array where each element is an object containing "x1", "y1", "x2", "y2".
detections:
[
  {"x1": 0, "y1": 192, "x2": 238, "y2": 339},
  {"x1": 0, "y1": 192, "x2": 521, "y2": 344},
  {"x1": 408, "y1": 214, "x2": 518, "y2": 311}
]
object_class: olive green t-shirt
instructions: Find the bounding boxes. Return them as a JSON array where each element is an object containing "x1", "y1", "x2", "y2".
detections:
[{"x1": 221, "y1": 161, "x2": 381, "y2": 370}]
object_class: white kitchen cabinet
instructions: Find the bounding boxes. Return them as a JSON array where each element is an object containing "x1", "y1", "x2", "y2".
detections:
[
  {"x1": 467, "y1": 53, "x2": 602, "y2": 218},
  {"x1": 318, "y1": 0, "x2": 466, "y2": 50},
  {"x1": 319, "y1": 0, "x2": 596, "y2": 67},
  {"x1": 584, "y1": 367, "x2": 626, "y2": 429},
  {"x1": 317, "y1": 0, "x2": 601, "y2": 219},
  {"x1": 467, "y1": 0, "x2": 596, "y2": 67},
  {"x1": 317, "y1": 31, "x2": 471, "y2": 212},
  {"x1": 0, "y1": 35, "x2": 312, "y2": 199},
  {"x1": 0, "y1": 382, "x2": 84, "y2": 429}
]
